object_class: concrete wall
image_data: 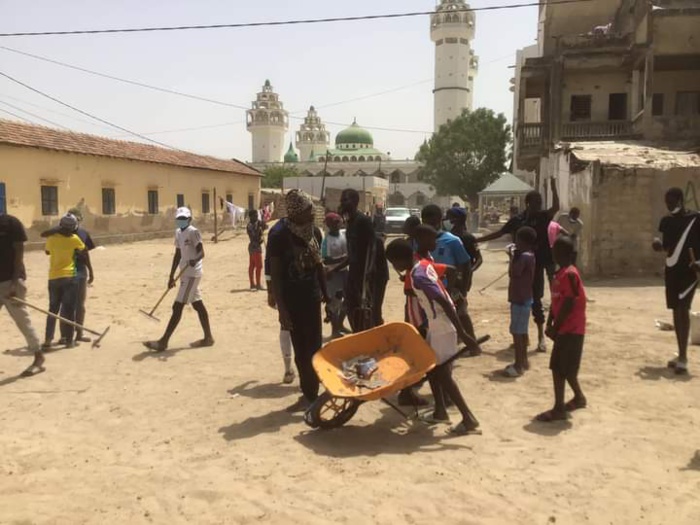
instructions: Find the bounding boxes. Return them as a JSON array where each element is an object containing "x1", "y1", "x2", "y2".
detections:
[
  {"x1": 556, "y1": 153, "x2": 700, "y2": 276},
  {"x1": 0, "y1": 145, "x2": 260, "y2": 240},
  {"x1": 561, "y1": 71, "x2": 631, "y2": 121},
  {"x1": 654, "y1": 15, "x2": 700, "y2": 55},
  {"x1": 541, "y1": 0, "x2": 622, "y2": 55}
]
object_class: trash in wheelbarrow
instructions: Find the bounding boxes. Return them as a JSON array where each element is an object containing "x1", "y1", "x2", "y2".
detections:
[{"x1": 339, "y1": 355, "x2": 388, "y2": 389}]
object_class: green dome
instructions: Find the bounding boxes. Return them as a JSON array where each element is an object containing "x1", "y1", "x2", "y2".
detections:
[
  {"x1": 284, "y1": 142, "x2": 299, "y2": 163},
  {"x1": 335, "y1": 119, "x2": 374, "y2": 146}
]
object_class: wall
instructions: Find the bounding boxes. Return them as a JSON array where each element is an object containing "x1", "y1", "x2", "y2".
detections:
[
  {"x1": 654, "y1": 14, "x2": 700, "y2": 55},
  {"x1": 0, "y1": 145, "x2": 260, "y2": 239},
  {"x1": 561, "y1": 71, "x2": 631, "y2": 121},
  {"x1": 250, "y1": 126, "x2": 285, "y2": 163},
  {"x1": 561, "y1": 157, "x2": 700, "y2": 276},
  {"x1": 541, "y1": 0, "x2": 622, "y2": 55}
]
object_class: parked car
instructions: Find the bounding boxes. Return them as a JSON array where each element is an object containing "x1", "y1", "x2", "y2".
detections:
[
  {"x1": 384, "y1": 207, "x2": 412, "y2": 233},
  {"x1": 410, "y1": 208, "x2": 421, "y2": 217}
]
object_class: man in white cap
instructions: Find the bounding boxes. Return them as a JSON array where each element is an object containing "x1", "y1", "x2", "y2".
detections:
[{"x1": 144, "y1": 207, "x2": 214, "y2": 351}]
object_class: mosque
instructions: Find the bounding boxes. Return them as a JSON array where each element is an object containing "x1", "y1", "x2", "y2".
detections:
[{"x1": 248, "y1": 0, "x2": 478, "y2": 208}]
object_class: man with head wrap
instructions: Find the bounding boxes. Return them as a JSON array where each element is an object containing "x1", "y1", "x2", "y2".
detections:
[
  {"x1": 43, "y1": 213, "x2": 85, "y2": 348},
  {"x1": 268, "y1": 190, "x2": 328, "y2": 411}
]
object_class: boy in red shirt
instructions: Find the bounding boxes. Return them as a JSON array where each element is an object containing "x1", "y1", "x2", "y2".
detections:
[{"x1": 536, "y1": 236, "x2": 587, "y2": 422}]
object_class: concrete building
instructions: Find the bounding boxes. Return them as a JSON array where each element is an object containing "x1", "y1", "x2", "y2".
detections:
[
  {"x1": 510, "y1": 45, "x2": 540, "y2": 187},
  {"x1": 431, "y1": 0, "x2": 479, "y2": 131},
  {"x1": 513, "y1": 0, "x2": 700, "y2": 276},
  {"x1": 0, "y1": 119, "x2": 261, "y2": 239},
  {"x1": 247, "y1": 80, "x2": 288, "y2": 163}
]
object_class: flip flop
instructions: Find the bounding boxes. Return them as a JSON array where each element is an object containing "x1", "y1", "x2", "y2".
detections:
[
  {"x1": 143, "y1": 341, "x2": 166, "y2": 352},
  {"x1": 564, "y1": 399, "x2": 587, "y2": 411},
  {"x1": 502, "y1": 364, "x2": 522, "y2": 378},
  {"x1": 447, "y1": 421, "x2": 482, "y2": 436},
  {"x1": 534, "y1": 410, "x2": 569, "y2": 422},
  {"x1": 20, "y1": 364, "x2": 46, "y2": 377},
  {"x1": 417, "y1": 412, "x2": 451, "y2": 425},
  {"x1": 190, "y1": 339, "x2": 215, "y2": 348}
]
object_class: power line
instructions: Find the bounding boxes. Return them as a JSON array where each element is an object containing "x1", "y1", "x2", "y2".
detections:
[
  {"x1": 0, "y1": 99, "x2": 69, "y2": 129},
  {"x1": 0, "y1": 70, "x2": 178, "y2": 149},
  {"x1": 0, "y1": 0, "x2": 591, "y2": 38},
  {"x1": 0, "y1": 106, "x2": 33, "y2": 123}
]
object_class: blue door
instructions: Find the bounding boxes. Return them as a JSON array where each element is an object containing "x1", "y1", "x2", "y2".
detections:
[{"x1": 0, "y1": 183, "x2": 6, "y2": 214}]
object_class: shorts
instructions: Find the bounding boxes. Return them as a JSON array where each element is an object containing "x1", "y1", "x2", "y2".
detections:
[
  {"x1": 175, "y1": 276, "x2": 202, "y2": 304},
  {"x1": 549, "y1": 334, "x2": 584, "y2": 376},
  {"x1": 665, "y1": 269, "x2": 697, "y2": 310},
  {"x1": 510, "y1": 301, "x2": 532, "y2": 335}
]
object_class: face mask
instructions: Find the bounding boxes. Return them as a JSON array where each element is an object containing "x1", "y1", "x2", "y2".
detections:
[
  {"x1": 671, "y1": 206, "x2": 682, "y2": 215},
  {"x1": 442, "y1": 219, "x2": 452, "y2": 231},
  {"x1": 176, "y1": 219, "x2": 190, "y2": 230}
]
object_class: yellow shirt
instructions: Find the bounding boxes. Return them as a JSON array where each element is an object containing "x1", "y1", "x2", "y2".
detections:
[{"x1": 45, "y1": 234, "x2": 86, "y2": 280}]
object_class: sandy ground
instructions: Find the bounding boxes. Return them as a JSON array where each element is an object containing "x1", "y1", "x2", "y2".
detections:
[{"x1": 1, "y1": 229, "x2": 700, "y2": 525}]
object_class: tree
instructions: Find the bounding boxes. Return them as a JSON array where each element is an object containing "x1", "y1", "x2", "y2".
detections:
[
  {"x1": 262, "y1": 165, "x2": 299, "y2": 189},
  {"x1": 416, "y1": 108, "x2": 511, "y2": 208}
]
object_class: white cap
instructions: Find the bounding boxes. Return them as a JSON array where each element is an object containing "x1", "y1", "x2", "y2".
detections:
[{"x1": 175, "y1": 207, "x2": 192, "y2": 219}]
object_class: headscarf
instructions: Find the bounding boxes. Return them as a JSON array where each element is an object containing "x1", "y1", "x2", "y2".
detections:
[
  {"x1": 59, "y1": 213, "x2": 78, "y2": 234},
  {"x1": 285, "y1": 190, "x2": 315, "y2": 242},
  {"x1": 325, "y1": 212, "x2": 342, "y2": 227},
  {"x1": 284, "y1": 190, "x2": 321, "y2": 267}
]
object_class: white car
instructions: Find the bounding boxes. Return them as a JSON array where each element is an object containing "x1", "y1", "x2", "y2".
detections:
[{"x1": 384, "y1": 207, "x2": 412, "y2": 233}]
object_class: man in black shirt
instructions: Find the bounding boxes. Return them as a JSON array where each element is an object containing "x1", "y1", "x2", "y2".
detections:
[
  {"x1": 447, "y1": 207, "x2": 484, "y2": 290},
  {"x1": 476, "y1": 178, "x2": 559, "y2": 353},
  {"x1": 653, "y1": 187, "x2": 700, "y2": 375},
  {"x1": 269, "y1": 190, "x2": 327, "y2": 411},
  {"x1": 340, "y1": 189, "x2": 389, "y2": 332},
  {"x1": 0, "y1": 214, "x2": 44, "y2": 376}
]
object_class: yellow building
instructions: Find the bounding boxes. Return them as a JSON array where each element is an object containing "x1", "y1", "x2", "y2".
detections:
[{"x1": 0, "y1": 119, "x2": 261, "y2": 239}]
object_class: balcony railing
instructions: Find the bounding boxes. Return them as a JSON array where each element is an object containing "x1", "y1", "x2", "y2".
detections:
[
  {"x1": 561, "y1": 120, "x2": 633, "y2": 140},
  {"x1": 518, "y1": 123, "x2": 545, "y2": 149}
]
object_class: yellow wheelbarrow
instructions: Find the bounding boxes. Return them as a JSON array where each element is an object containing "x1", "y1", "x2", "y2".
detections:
[{"x1": 304, "y1": 322, "x2": 488, "y2": 429}]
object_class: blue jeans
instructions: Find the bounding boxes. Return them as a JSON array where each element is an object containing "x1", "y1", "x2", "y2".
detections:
[{"x1": 46, "y1": 277, "x2": 79, "y2": 342}]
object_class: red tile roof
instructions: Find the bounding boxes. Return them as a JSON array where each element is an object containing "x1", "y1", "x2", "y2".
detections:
[{"x1": 0, "y1": 118, "x2": 261, "y2": 177}]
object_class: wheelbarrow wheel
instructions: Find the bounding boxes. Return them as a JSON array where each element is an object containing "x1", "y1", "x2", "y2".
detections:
[{"x1": 304, "y1": 391, "x2": 361, "y2": 430}]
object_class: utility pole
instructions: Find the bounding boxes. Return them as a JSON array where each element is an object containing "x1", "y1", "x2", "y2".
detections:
[{"x1": 319, "y1": 149, "x2": 330, "y2": 209}]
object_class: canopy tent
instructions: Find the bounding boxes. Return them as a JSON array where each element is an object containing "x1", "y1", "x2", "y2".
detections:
[{"x1": 478, "y1": 173, "x2": 534, "y2": 215}]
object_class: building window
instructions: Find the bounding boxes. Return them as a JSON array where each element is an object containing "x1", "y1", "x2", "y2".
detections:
[
  {"x1": 608, "y1": 93, "x2": 627, "y2": 121},
  {"x1": 147, "y1": 190, "x2": 159, "y2": 215},
  {"x1": 41, "y1": 185, "x2": 58, "y2": 216},
  {"x1": 102, "y1": 188, "x2": 115, "y2": 215},
  {"x1": 248, "y1": 193, "x2": 255, "y2": 210},
  {"x1": 675, "y1": 92, "x2": 700, "y2": 115},
  {"x1": 415, "y1": 194, "x2": 427, "y2": 206},
  {"x1": 176, "y1": 194, "x2": 185, "y2": 208},
  {"x1": 201, "y1": 192, "x2": 210, "y2": 214},
  {"x1": 652, "y1": 94, "x2": 665, "y2": 116},
  {"x1": 0, "y1": 182, "x2": 5, "y2": 214},
  {"x1": 570, "y1": 95, "x2": 592, "y2": 121}
]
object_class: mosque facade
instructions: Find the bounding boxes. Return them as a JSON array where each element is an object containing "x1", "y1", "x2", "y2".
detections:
[{"x1": 248, "y1": 0, "x2": 477, "y2": 208}]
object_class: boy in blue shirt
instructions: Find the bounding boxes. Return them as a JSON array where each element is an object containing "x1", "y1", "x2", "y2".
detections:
[{"x1": 421, "y1": 204, "x2": 479, "y2": 355}]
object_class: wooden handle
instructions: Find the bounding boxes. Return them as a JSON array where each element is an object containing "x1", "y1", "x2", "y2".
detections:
[
  {"x1": 11, "y1": 296, "x2": 101, "y2": 336},
  {"x1": 147, "y1": 265, "x2": 188, "y2": 315}
]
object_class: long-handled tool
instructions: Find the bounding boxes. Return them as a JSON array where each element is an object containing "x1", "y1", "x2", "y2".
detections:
[
  {"x1": 478, "y1": 270, "x2": 509, "y2": 295},
  {"x1": 11, "y1": 297, "x2": 110, "y2": 349},
  {"x1": 139, "y1": 266, "x2": 186, "y2": 322}
]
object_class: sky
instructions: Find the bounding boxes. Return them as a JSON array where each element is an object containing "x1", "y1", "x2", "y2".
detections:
[{"x1": 0, "y1": 1, "x2": 539, "y2": 162}]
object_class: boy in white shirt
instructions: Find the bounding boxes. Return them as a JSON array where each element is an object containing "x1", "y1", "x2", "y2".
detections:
[{"x1": 144, "y1": 207, "x2": 214, "y2": 351}]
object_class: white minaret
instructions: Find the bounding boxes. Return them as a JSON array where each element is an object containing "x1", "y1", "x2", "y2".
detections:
[
  {"x1": 247, "y1": 80, "x2": 289, "y2": 163},
  {"x1": 295, "y1": 106, "x2": 330, "y2": 162},
  {"x1": 430, "y1": 0, "x2": 478, "y2": 132}
]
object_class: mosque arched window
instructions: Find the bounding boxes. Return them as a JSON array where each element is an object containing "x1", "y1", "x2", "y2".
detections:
[
  {"x1": 342, "y1": 156, "x2": 349, "y2": 162},
  {"x1": 358, "y1": 156, "x2": 365, "y2": 162},
  {"x1": 334, "y1": 156, "x2": 341, "y2": 162},
  {"x1": 351, "y1": 156, "x2": 357, "y2": 162}
]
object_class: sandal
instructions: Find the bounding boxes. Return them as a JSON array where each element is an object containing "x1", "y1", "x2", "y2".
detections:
[
  {"x1": 448, "y1": 421, "x2": 481, "y2": 436},
  {"x1": 502, "y1": 364, "x2": 522, "y2": 378},
  {"x1": 190, "y1": 338, "x2": 215, "y2": 348},
  {"x1": 143, "y1": 340, "x2": 166, "y2": 352},
  {"x1": 283, "y1": 370, "x2": 295, "y2": 384},
  {"x1": 534, "y1": 409, "x2": 569, "y2": 422},
  {"x1": 564, "y1": 398, "x2": 587, "y2": 411},
  {"x1": 20, "y1": 363, "x2": 46, "y2": 377},
  {"x1": 418, "y1": 412, "x2": 451, "y2": 425}
]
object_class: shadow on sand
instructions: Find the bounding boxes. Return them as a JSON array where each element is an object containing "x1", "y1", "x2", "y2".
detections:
[
  {"x1": 228, "y1": 380, "x2": 297, "y2": 400},
  {"x1": 635, "y1": 366, "x2": 692, "y2": 382},
  {"x1": 680, "y1": 451, "x2": 700, "y2": 471},
  {"x1": 218, "y1": 408, "x2": 305, "y2": 441},
  {"x1": 522, "y1": 419, "x2": 573, "y2": 436},
  {"x1": 132, "y1": 345, "x2": 198, "y2": 362}
]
